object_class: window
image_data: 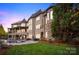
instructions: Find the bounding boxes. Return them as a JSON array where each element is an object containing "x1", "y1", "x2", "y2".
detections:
[
  {"x1": 45, "y1": 32, "x2": 48, "y2": 38},
  {"x1": 29, "y1": 19, "x2": 32, "y2": 25},
  {"x1": 29, "y1": 25, "x2": 32, "y2": 30},
  {"x1": 46, "y1": 17, "x2": 48, "y2": 24},
  {"x1": 29, "y1": 34, "x2": 32, "y2": 38},
  {"x1": 36, "y1": 16, "x2": 40, "y2": 21},
  {"x1": 47, "y1": 13, "x2": 50, "y2": 20},
  {"x1": 17, "y1": 30, "x2": 21, "y2": 33},
  {"x1": 36, "y1": 34, "x2": 40, "y2": 38},
  {"x1": 50, "y1": 11, "x2": 53, "y2": 19},
  {"x1": 21, "y1": 23, "x2": 25, "y2": 27},
  {"x1": 27, "y1": 19, "x2": 32, "y2": 26},
  {"x1": 36, "y1": 24, "x2": 40, "y2": 29},
  {"x1": 13, "y1": 25, "x2": 17, "y2": 27},
  {"x1": 21, "y1": 29, "x2": 25, "y2": 32}
]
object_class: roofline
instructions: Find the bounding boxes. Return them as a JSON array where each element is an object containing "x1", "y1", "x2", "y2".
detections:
[
  {"x1": 11, "y1": 19, "x2": 28, "y2": 25},
  {"x1": 27, "y1": 5, "x2": 54, "y2": 22},
  {"x1": 45, "y1": 5, "x2": 53, "y2": 12},
  {"x1": 28, "y1": 9, "x2": 43, "y2": 21}
]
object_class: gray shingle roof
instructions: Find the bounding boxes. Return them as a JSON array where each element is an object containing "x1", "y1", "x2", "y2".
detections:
[{"x1": 12, "y1": 18, "x2": 27, "y2": 25}]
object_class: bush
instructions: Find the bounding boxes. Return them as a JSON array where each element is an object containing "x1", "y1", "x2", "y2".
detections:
[
  {"x1": 0, "y1": 40, "x2": 8, "y2": 49},
  {"x1": 0, "y1": 40, "x2": 4, "y2": 48},
  {"x1": 33, "y1": 38, "x2": 39, "y2": 41},
  {"x1": 49, "y1": 39, "x2": 53, "y2": 43},
  {"x1": 26, "y1": 38, "x2": 31, "y2": 40}
]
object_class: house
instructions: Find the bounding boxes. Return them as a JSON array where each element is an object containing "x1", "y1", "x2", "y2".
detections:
[
  {"x1": 27, "y1": 10, "x2": 43, "y2": 40},
  {"x1": 8, "y1": 5, "x2": 54, "y2": 41},
  {"x1": 42, "y1": 6, "x2": 54, "y2": 40},
  {"x1": 8, "y1": 19, "x2": 28, "y2": 40},
  {"x1": 27, "y1": 5, "x2": 54, "y2": 41}
]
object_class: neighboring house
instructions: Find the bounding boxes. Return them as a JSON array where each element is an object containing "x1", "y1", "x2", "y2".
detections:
[{"x1": 8, "y1": 19, "x2": 28, "y2": 40}]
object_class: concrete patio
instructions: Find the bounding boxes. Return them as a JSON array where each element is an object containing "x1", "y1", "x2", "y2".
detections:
[{"x1": 6, "y1": 40, "x2": 39, "y2": 45}]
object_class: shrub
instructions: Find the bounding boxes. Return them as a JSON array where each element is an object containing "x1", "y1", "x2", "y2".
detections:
[
  {"x1": 26, "y1": 38, "x2": 31, "y2": 40},
  {"x1": 33, "y1": 38, "x2": 39, "y2": 41}
]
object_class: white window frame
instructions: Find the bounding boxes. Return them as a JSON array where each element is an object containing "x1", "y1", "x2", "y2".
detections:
[
  {"x1": 50, "y1": 10, "x2": 53, "y2": 19},
  {"x1": 21, "y1": 23, "x2": 26, "y2": 27},
  {"x1": 36, "y1": 24, "x2": 40, "y2": 29},
  {"x1": 47, "y1": 12, "x2": 50, "y2": 20},
  {"x1": 36, "y1": 16, "x2": 40, "y2": 21},
  {"x1": 36, "y1": 34, "x2": 40, "y2": 38},
  {"x1": 21, "y1": 29, "x2": 25, "y2": 32},
  {"x1": 13, "y1": 25, "x2": 17, "y2": 27},
  {"x1": 45, "y1": 32, "x2": 48, "y2": 38}
]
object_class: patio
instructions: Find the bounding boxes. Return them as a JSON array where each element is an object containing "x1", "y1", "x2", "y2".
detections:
[{"x1": 6, "y1": 40, "x2": 38, "y2": 45}]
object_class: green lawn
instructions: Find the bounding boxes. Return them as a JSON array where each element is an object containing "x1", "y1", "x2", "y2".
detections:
[{"x1": 5, "y1": 42, "x2": 77, "y2": 55}]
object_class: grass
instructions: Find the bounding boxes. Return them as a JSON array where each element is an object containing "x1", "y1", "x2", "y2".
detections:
[{"x1": 5, "y1": 42, "x2": 77, "y2": 55}]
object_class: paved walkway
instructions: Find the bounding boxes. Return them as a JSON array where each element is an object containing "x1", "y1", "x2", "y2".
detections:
[{"x1": 6, "y1": 40, "x2": 38, "y2": 45}]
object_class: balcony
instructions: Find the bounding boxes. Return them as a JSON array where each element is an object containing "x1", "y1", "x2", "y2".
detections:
[{"x1": 8, "y1": 31, "x2": 28, "y2": 35}]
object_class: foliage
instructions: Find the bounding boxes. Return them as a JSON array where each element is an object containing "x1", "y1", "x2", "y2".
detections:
[
  {"x1": 0, "y1": 25, "x2": 7, "y2": 39},
  {"x1": 51, "y1": 3, "x2": 79, "y2": 42}
]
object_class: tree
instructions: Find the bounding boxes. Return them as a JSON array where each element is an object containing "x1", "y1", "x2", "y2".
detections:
[
  {"x1": 51, "y1": 3, "x2": 79, "y2": 43},
  {"x1": 0, "y1": 24, "x2": 7, "y2": 39}
]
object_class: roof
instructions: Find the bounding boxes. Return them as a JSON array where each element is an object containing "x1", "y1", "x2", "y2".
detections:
[
  {"x1": 31, "y1": 9, "x2": 43, "y2": 17},
  {"x1": 12, "y1": 18, "x2": 27, "y2": 25},
  {"x1": 28, "y1": 4, "x2": 54, "y2": 21},
  {"x1": 45, "y1": 5, "x2": 54, "y2": 12},
  {"x1": 28, "y1": 9, "x2": 43, "y2": 21}
]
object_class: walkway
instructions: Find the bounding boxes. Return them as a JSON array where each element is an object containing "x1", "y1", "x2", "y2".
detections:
[{"x1": 6, "y1": 40, "x2": 38, "y2": 45}]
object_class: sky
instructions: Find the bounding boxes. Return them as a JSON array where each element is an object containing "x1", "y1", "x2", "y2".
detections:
[{"x1": 0, "y1": 3, "x2": 51, "y2": 32}]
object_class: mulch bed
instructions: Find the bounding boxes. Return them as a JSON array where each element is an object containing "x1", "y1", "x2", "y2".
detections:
[
  {"x1": 0, "y1": 45, "x2": 12, "y2": 55},
  {"x1": 0, "y1": 48, "x2": 7, "y2": 55},
  {"x1": 40, "y1": 39, "x2": 79, "y2": 47}
]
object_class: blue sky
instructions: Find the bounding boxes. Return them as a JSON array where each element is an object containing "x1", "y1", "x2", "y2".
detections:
[{"x1": 0, "y1": 3, "x2": 51, "y2": 32}]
